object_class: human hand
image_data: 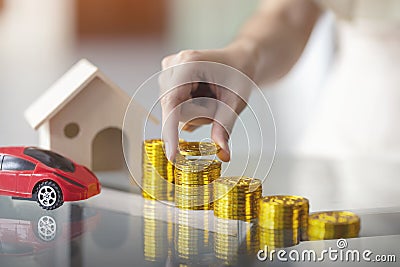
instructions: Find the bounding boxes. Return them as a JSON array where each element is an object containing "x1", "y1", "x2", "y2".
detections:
[{"x1": 159, "y1": 43, "x2": 257, "y2": 162}]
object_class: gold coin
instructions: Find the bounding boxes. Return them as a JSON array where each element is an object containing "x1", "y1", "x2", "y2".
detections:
[{"x1": 178, "y1": 141, "x2": 221, "y2": 156}]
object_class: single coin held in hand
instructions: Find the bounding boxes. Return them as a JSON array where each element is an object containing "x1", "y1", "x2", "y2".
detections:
[{"x1": 178, "y1": 141, "x2": 221, "y2": 156}]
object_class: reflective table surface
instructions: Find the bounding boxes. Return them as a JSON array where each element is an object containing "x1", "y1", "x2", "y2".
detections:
[{"x1": 1, "y1": 156, "x2": 400, "y2": 267}]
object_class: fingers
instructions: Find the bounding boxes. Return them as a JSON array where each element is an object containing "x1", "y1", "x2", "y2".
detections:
[
  {"x1": 211, "y1": 105, "x2": 236, "y2": 162},
  {"x1": 212, "y1": 121, "x2": 231, "y2": 162},
  {"x1": 211, "y1": 88, "x2": 247, "y2": 162},
  {"x1": 161, "y1": 85, "x2": 192, "y2": 161},
  {"x1": 182, "y1": 124, "x2": 199, "y2": 132},
  {"x1": 160, "y1": 50, "x2": 250, "y2": 162}
]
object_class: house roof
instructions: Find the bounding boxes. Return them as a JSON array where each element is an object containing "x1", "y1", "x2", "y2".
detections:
[{"x1": 25, "y1": 59, "x2": 157, "y2": 130}]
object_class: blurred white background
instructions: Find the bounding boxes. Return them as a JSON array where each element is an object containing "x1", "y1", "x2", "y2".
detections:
[
  {"x1": 1, "y1": 0, "x2": 399, "y2": 212},
  {"x1": 0, "y1": 0, "x2": 334, "y2": 156}
]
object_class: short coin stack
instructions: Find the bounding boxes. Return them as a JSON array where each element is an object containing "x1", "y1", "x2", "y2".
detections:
[
  {"x1": 258, "y1": 195, "x2": 309, "y2": 248},
  {"x1": 308, "y1": 211, "x2": 360, "y2": 240},
  {"x1": 175, "y1": 158, "x2": 221, "y2": 210},
  {"x1": 142, "y1": 139, "x2": 174, "y2": 201},
  {"x1": 214, "y1": 177, "x2": 262, "y2": 221}
]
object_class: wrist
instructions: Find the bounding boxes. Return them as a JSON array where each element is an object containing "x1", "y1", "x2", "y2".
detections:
[{"x1": 224, "y1": 37, "x2": 260, "y2": 81}]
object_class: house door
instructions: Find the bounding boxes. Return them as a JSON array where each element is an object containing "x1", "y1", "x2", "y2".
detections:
[{"x1": 92, "y1": 127, "x2": 125, "y2": 171}]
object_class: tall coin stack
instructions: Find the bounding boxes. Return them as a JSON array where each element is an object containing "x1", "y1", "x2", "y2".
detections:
[
  {"x1": 308, "y1": 211, "x2": 360, "y2": 240},
  {"x1": 142, "y1": 139, "x2": 174, "y2": 201},
  {"x1": 213, "y1": 177, "x2": 262, "y2": 221},
  {"x1": 175, "y1": 158, "x2": 221, "y2": 210},
  {"x1": 175, "y1": 141, "x2": 221, "y2": 210},
  {"x1": 258, "y1": 195, "x2": 309, "y2": 248}
]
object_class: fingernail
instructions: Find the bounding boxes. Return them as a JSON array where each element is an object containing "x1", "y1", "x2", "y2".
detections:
[
  {"x1": 221, "y1": 140, "x2": 229, "y2": 153},
  {"x1": 225, "y1": 143, "x2": 231, "y2": 160},
  {"x1": 217, "y1": 141, "x2": 230, "y2": 161}
]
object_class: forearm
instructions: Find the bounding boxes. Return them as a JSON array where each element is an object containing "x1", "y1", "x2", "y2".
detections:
[{"x1": 229, "y1": 0, "x2": 321, "y2": 85}]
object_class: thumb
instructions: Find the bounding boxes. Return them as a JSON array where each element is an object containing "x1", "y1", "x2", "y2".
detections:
[
  {"x1": 211, "y1": 102, "x2": 239, "y2": 162},
  {"x1": 211, "y1": 121, "x2": 231, "y2": 162}
]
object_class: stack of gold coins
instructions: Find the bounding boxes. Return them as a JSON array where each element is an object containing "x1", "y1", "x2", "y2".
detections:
[
  {"x1": 258, "y1": 195, "x2": 308, "y2": 248},
  {"x1": 142, "y1": 139, "x2": 174, "y2": 201},
  {"x1": 308, "y1": 211, "x2": 361, "y2": 240},
  {"x1": 175, "y1": 158, "x2": 221, "y2": 210},
  {"x1": 214, "y1": 217, "x2": 259, "y2": 266},
  {"x1": 213, "y1": 177, "x2": 262, "y2": 221},
  {"x1": 174, "y1": 209, "x2": 212, "y2": 263},
  {"x1": 142, "y1": 199, "x2": 170, "y2": 262}
]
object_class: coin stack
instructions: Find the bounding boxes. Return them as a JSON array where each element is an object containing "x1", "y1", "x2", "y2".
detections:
[
  {"x1": 142, "y1": 199, "x2": 170, "y2": 262},
  {"x1": 308, "y1": 211, "x2": 361, "y2": 240},
  {"x1": 214, "y1": 217, "x2": 259, "y2": 265},
  {"x1": 174, "y1": 141, "x2": 221, "y2": 210},
  {"x1": 175, "y1": 158, "x2": 221, "y2": 210},
  {"x1": 174, "y1": 209, "x2": 213, "y2": 263},
  {"x1": 213, "y1": 177, "x2": 262, "y2": 221},
  {"x1": 258, "y1": 195, "x2": 309, "y2": 248},
  {"x1": 142, "y1": 139, "x2": 174, "y2": 201}
]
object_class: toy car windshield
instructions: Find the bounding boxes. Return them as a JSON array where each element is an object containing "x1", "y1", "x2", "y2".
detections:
[{"x1": 23, "y1": 147, "x2": 75, "y2": 173}]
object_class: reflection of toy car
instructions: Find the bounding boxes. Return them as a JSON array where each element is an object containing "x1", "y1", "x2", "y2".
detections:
[
  {"x1": 0, "y1": 147, "x2": 101, "y2": 210},
  {"x1": 0, "y1": 206, "x2": 99, "y2": 256}
]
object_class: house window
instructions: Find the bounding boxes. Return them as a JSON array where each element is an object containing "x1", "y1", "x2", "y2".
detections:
[{"x1": 64, "y1": 123, "x2": 80, "y2": 139}]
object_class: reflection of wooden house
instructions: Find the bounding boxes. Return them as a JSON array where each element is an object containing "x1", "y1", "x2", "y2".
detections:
[{"x1": 25, "y1": 59, "x2": 154, "y2": 171}]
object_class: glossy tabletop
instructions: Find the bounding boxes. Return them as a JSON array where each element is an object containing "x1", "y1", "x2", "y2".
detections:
[{"x1": 1, "y1": 156, "x2": 399, "y2": 267}]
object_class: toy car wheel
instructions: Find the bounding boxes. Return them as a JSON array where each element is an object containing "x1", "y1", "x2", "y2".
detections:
[{"x1": 36, "y1": 181, "x2": 64, "y2": 210}]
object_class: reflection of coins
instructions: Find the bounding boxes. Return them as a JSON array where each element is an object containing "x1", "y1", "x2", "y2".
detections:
[
  {"x1": 175, "y1": 209, "x2": 213, "y2": 263},
  {"x1": 214, "y1": 177, "x2": 262, "y2": 221},
  {"x1": 214, "y1": 217, "x2": 259, "y2": 266},
  {"x1": 259, "y1": 228, "x2": 299, "y2": 249},
  {"x1": 175, "y1": 158, "x2": 221, "y2": 210},
  {"x1": 178, "y1": 141, "x2": 220, "y2": 156},
  {"x1": 142, "y1": 139, "x2": 174, "y2": 201},
  {"x1": 308, "y1": 211, "x2": 360, "y2": 240},
  {"x1": 258, "y1": 195, "x2": 309, "y2": 248},
  {"x1": 143, "y1": 199, "x2": 171, "y2": 262}
]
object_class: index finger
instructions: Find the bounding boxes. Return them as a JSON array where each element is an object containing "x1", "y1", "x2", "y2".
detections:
[{"x1": 160, "y1": 85, "x2": 193, "y2": 161}]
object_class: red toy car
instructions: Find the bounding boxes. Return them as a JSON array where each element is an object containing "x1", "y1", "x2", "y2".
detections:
[{"x1": 0, "y1": 147, "x2": 101, "y2": 210}]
